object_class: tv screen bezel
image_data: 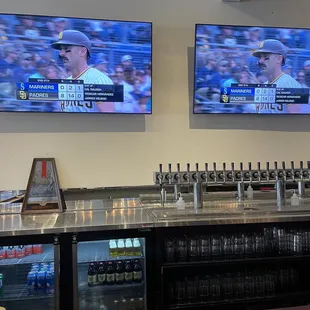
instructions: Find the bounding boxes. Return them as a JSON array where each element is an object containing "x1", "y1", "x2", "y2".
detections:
[
  {"x1": 193, "y1": 22, "x2": 310, "y2": 116},
  {"x1": 0, "y1": 12, "x2": 153, "y2": 115}
]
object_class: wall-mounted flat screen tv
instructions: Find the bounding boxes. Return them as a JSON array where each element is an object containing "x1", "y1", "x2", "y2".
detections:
[
  {"x1": 194, "y1": 24, "x2": 310, "y2": 114},
  {"x1": 0, "y1": 14, "x2": 152, "y2": 114}
]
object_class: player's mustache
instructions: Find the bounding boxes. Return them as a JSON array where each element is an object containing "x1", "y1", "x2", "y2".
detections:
[
  {"x1": 258, "y1": 63, "x2": 266, "y2": 68},
  {"x1": 59, "y1": 55, "x2": 68, "y2": 62}
]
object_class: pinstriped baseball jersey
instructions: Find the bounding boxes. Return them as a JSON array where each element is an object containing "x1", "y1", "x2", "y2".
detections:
[{"x1": 60, "y1": 67, "x2": 114, "y2": 113}]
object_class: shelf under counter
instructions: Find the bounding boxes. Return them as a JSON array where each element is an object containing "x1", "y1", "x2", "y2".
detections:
[
  {"x1": 77, "y1": 240, "x2": 144, "y2": 264},
  {"x1": 0, "y1": 284, "x2": 53, "y2": 302},
  {"x1": 161, "y1": 254, "x2": 310, "y2": 270},
  {"x1": 79, "y1": 281, "x2": 145, "y2": 294}
]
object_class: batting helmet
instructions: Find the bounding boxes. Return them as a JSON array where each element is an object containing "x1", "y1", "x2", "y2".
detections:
[
  {"x1": 51, "y1": 30, "x2": 91, "y2": 58},
  {"x1": 252, "y1": 39, "x2": 287, "y2": 65}
]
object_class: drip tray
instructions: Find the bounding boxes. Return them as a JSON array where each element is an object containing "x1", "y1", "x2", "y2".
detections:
[{"x1": 148, "y1": 202, "x2": 310, "y2": 222}]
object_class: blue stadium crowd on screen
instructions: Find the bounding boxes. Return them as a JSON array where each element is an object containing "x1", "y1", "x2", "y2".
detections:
[
  {"x1": 194, "y1": 25, "x2": 310, "y2": 113},
  {"x1": 0, "y1": 15, "x2": 152, "y2": 113}
]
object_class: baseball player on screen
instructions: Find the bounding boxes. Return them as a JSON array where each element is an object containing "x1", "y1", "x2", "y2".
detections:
[
  {"x1": 252, "y1": 39, "x2": 303, "y2": 114},
  {"x1": 51, "y1": 30, "x2": 114, "y2": 112}
]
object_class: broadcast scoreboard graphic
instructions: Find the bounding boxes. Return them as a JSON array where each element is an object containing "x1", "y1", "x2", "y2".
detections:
[
  {"x1": 16, "y1": 79, "x2": 124, "y2": 102},
  {"x1": 220, "y1": 84, "x2": 310, "y2": 105}
]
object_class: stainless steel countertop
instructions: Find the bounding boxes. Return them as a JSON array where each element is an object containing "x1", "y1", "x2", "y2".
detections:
[
  {"x1": 0, "y1": 198, "x2": 154, "y2": 236},
  {"x1": 1, "y1": 196, "x2": 310, "y2": 237}
]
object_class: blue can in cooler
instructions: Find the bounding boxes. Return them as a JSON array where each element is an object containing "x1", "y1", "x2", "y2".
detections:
[
  {"x1": 46, "y1": 270, "x2": 54, "y2": 295},
  {"x1": 31, "y1": 265, "x2": 40, "y2": 272},
  {"x1": 36, "y1": 271, "x2": 46, "y2": 295},
  {"x1": 27, "y1": 271, "x2": 37, "y2": 296},
  {"x1": 31, "y1": 267, "x2": 40, "y2": 272}
]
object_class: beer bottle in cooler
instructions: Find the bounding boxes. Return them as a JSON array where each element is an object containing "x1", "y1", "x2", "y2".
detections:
[
  {"x1": 124, "y1": 260, "x2": 133, "y2": 284},
  {"x1": 133, "y1": 259, "x2": 143, "y2": 283},
  {"x1": 106, "y1": 261, "x2": 115, "y2": 285},
  {"x1": 25, "y1": 245, "x2": 33, "y2": 256},
  {"x1": 109, "y1": 240, "x2": 118, "y2": 257},
  {"x1": 97, "y1": 262, "x2": 106, "y2": 285},
  {"x1": 33, "y1": 244, "x2": 43, "y2": 255},
  {"x1": 0, "y1": 247, "x2": 6, "y2": 259},
  {"x1": 115, "y1": 261, "x2": 125, "y2": 284},
  {"x1": 117, "y1": 239, "x2": 125, "y2": 257},
  {"x1": 6, "y1": 246, "x2": 16, "y2": 259},
  {"x1": 133, "y1": 238, "x2": 142, "y2": 256},
  {"x1": 125, "y1": 239, "x2": 133, "y2": 256},
  {"x1": 16, "y1": 245, "x2": 26, "y2": 258},
  {"x1": 87, "y1": 262, "x2": 98, "y2": 286}
]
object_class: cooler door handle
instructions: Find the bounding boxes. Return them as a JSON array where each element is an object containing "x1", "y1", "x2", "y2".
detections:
[
  {"x1": 72, "y1": 235, "x2": 78, "y2": 310},
  {"x1": 54, "y1": 236, "x2": 60, "y2": 310}
]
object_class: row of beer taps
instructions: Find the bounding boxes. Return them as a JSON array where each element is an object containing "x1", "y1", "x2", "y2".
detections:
[
  {"x1": 154, "y1": 161, "x2": 310, "y2": 185},
  {"x1": 154, "y1": 161, "x2": 310, "y2": 209}
]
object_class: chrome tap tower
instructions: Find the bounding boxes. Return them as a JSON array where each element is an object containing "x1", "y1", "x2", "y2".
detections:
[{"x1": 154, "y1": 161, "x2": 310, "y2": 209}]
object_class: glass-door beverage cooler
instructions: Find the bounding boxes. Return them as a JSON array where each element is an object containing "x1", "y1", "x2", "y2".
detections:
[
  {"x1": 73, "y1": 235, "x2": 148, "y2": 310},
  {"x1": 0, "y1": 236, "x2": 59, "y2": 310}
]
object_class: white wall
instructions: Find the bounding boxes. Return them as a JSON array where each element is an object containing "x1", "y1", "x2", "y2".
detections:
[{"x1": 1, "y1": 0, "x2": 310, "y2": 190}]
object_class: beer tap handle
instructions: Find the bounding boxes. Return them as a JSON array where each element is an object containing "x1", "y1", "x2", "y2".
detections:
[
  {"x1": 205, "y1": 163, "x2": 209, "y2": 182},
  {"x1": 187, "y1": 163, "x2": 190, "y2": 174},
  {"x1": 213, "y1": 162, "x2": 217, "y2": 183},
  {"x1": 223, "y1": 162, "x2": 226, "y2": 183},
  {"x1": 158, "y1": 163, "x2": 163, "y2": 184},
  {"x1": 291, "y1": 161, "x2": 295, "y2": 181},
  {"x1": 307, "y1": 161, "x2": 310, "y2": 180},
  {"x1": 176, "y1": 163, "x2": 181, "y2": 183},
  {"x1": 291, "y1": 161, "x2": 295, "y2": 170},
  {"x1": 240, "y1": 162, "x2": 244, "y2": 182},
  {"x1": 300, "y1": 161, "x2": 304, "y2": 180},
  {"x1": 168, "y1": 163, "x2": 172, "y2": 183},
  {"x1": 231, "y1": 162, "x2": 235, "y2": 182},
  {"x1": 282, "y1": 161, "x2": 286, "y2": 180},
  {"x1": 168, "y1": 163, "x2": 172, "y2": 173},
  {"x1": 195, "y1": 163, "x2": 199, "y2": 183},
  {"x1": 266, "y1": 161, "x2": 270, "y2": 181},
  {"x1": 186, "y1": 163, "x2": 190, "y2": 183},
  {"x1": 274, "y1": 161, "x2": 278, "y2": 181},
  {"x1": 248, "y1": 162, "x2": 252, "y2": 182}
]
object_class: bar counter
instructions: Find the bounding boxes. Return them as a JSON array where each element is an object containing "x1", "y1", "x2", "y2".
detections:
[{"x1": 1, "y1": 195, "x2": 310, "y2": 236}]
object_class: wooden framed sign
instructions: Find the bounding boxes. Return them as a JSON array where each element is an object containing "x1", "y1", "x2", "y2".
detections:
[{"x1": 21, "y1": 158, "x2": 66, "y2": 214}]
